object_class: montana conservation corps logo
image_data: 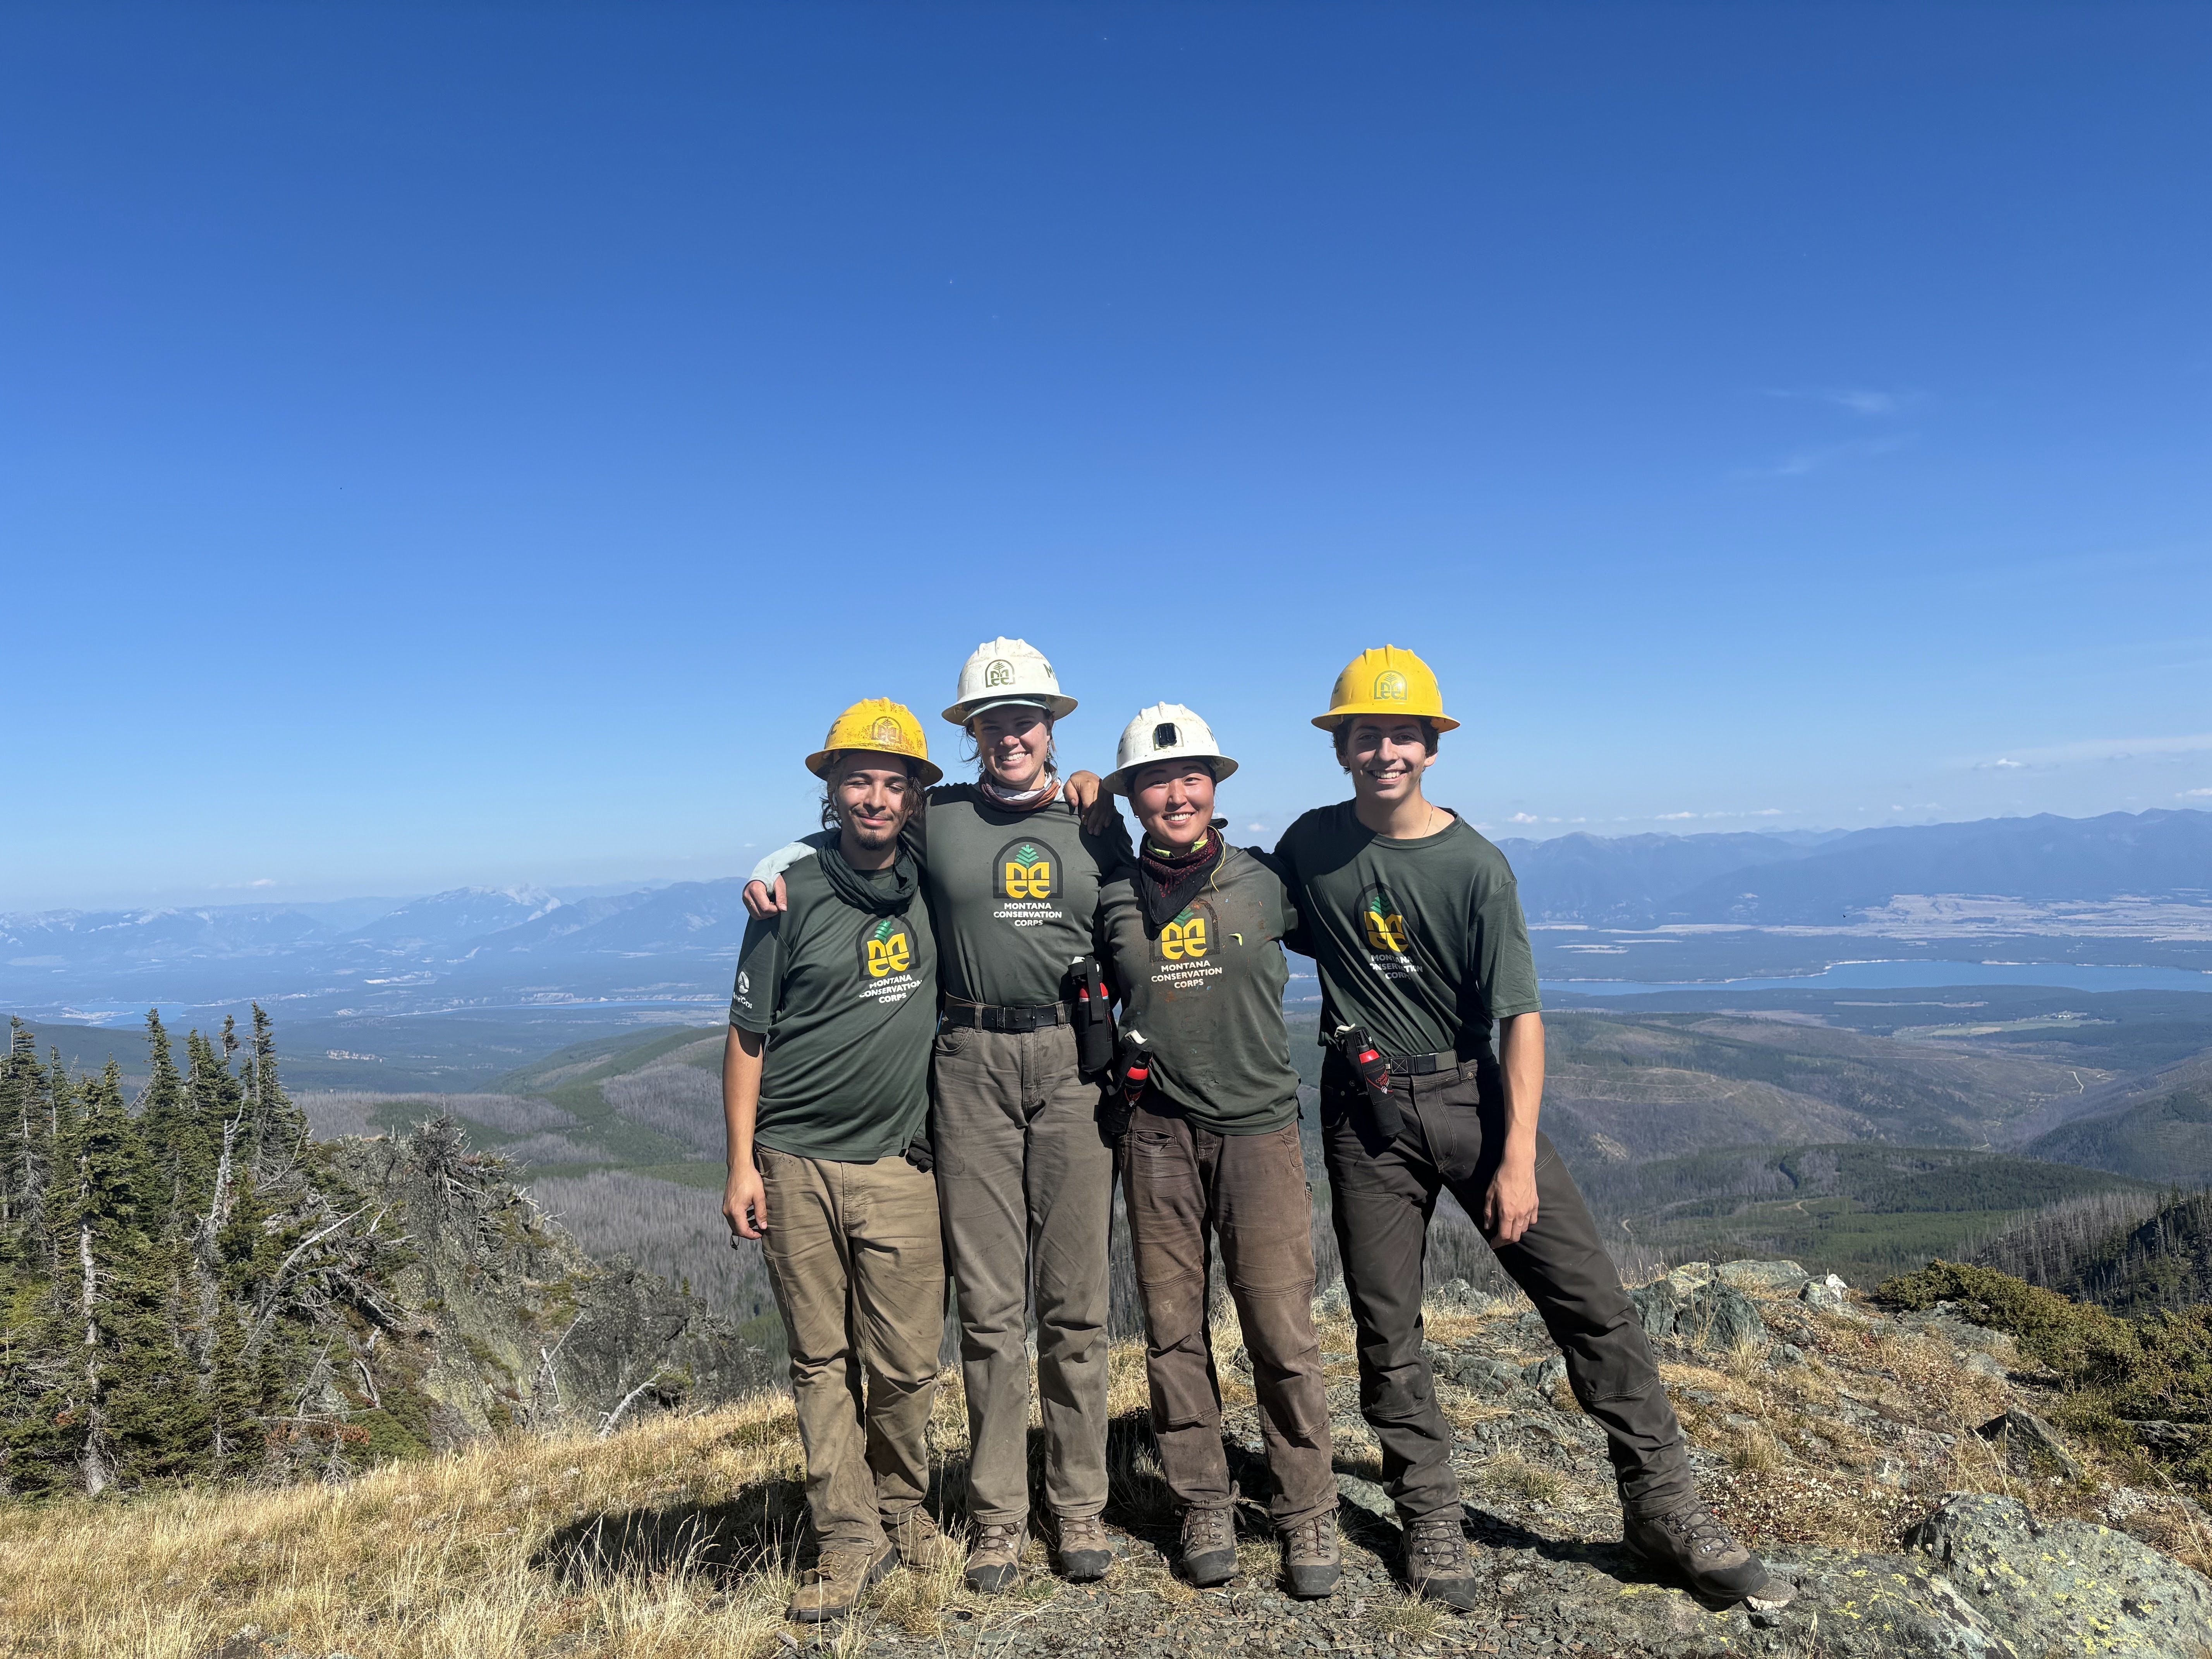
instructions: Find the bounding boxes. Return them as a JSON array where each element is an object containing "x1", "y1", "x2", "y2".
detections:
[
  {"x1": 997, "y1": 838, "x2": 1053, "y2": 902},
  {"x1": 1357, "y1": 882, "x2": 1420, "y2": 981},
  {"x1": 1360, "y1": 883, "x2": 1410, "y2": 953},
  {"x1": 869, "y1": 714, "x2": 909, "y2": 750},
  {"x1": 858, "y1": 915, "x2": 916, "y2": 981},
  {"x1": 1373, "y1": 668, "x2": 1408, "y2": 703},
  {"x1": 984, "y1": 658, "x2": 1015, "y2": 689},
  {"x1": 1159, "y1": 907, "x2": 1209, "y2": 961}
]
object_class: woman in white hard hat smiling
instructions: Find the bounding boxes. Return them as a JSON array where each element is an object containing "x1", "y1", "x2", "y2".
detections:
[
  {"x1": 744, "y1": 638, "x2": 1127, "y2": 1592},
  {"x1": 1092, "y1": 703, "x2": 1340, "y2": 1600}
]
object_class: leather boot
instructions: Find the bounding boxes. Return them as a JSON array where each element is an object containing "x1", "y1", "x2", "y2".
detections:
[
  {"x1": 1403, "y1": 1513, "x2": 1480, "y2": 1611},
  {"x1": 963, "y1": 1518, "x2": 1027, "y2": 1594},
  {"x1": 1179, "y1": 1505, "x2": 1239, "y2": 1587},
  {"x1": 1051, "y1": 1511, "x2": 1115, "y2": 1582},
  {"x1": 786, "y1": 1543, "x2": 896, "y2": 1623},
  {"x1": 1624, "y1": 1501, "x2": 1791, "y2": 1605},
  {"x1": 1281, "y1": 1512, "x2": 1341, "y2": 1599}
]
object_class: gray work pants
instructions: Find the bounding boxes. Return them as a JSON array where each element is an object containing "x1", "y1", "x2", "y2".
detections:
[
  {"x1": 757, "y1": 1148, "x2": 945, "y2": 1555},
  {"x1": 1321, "y1": 1052, "x2": 1694, "y2": 1523},
  {"x1": 932, "y1": 1021, "x2": 1116, "y2": 1526},
  {"x1": 1123, "y1": 1101, "x2": 1336, "y2": 1527}
]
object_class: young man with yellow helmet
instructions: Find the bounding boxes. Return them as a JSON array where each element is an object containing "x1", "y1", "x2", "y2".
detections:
[
  {"x1": 1270, "y1": 647, "x2": 1788, "y2": 1611},
  {"x1": 743, "y1": 640, "x2": 1129, "y2": 1593},
  {"x1": 722, "y1": 698, "x2": 951, "y2": 1623}
]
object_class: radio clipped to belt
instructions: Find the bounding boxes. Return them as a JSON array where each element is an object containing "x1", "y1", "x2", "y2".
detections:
[
  {"x1": 1101, "y1": 1027, "x2": 1153, "y2": 1141},
  {"x1": 1068, "y1": 957, "x2": 1117, "y2": 1078},
  {"x1": 1331, "y1": 1021, "x2": 1409, "y2": 1142},
  {"x1": 1332, "y1": 1023, "x2": 1393, "y2": 1109}
]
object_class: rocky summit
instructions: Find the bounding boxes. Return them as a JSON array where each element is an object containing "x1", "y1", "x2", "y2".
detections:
[{"x1": 905, "y1": 1260, "x2": 2212, "y2": 1659}]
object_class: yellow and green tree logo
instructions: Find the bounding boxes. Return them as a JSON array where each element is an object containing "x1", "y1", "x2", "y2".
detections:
[
  {"x1": 1159, "y1": 905, "x2": 1210, "y2": 961},
  {"x1": 859, "y1": 917, "x2": 914, "y2": 979},
  {"x1": 1361, "y1": 883, "x2": 1409, "y2": 953},
  {"x1": 997, "y1": 838, "x2": 1053, "y2": 901}
]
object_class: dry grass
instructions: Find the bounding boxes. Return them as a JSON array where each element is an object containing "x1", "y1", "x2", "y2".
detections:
[
  {"x1": 1479, "y1": 1452, "x2": 1563, "y2": 1508},
  {"x1": 0, "y1": 1377, "x2": 1103, "y2": 1659}
]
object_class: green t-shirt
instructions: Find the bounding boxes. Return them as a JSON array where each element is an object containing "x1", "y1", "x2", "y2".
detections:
[
  {"x1": 1274, "y1": 800, "x2": 1542, "y2": 1062},
  {"x1": 1096, "y1": 846, "x2": 1302, "y2": 1135},
  {"x1": 730, "y1": 857, "x2": 936, "y2": 1161},
  {"x1": 921, "y1": 786, "x2": 1126, "y2": 1008}
]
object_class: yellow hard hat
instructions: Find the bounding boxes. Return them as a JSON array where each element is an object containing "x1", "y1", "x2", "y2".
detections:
[
  {"x1": 1312, "y1": 644, "x2": 1460, "y2": 732},
  {"x1": 806, "y1": 698, "x2": 943, "y2": 786}
]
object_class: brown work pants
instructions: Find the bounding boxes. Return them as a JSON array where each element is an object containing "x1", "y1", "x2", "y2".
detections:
[
  {"x1": 1321, "y1": 1052, "x2": 1694, "y2": 1523},
  {"x1": 1124, "y1": 1101, "x2": 1336, "y2": 1527},
  {"x1": 932, "y1": 1022, "x2": 1116, "y2": 1526},
  {"x1": 757, "y1": 1147, "x2": 946, "y2": 1555}
]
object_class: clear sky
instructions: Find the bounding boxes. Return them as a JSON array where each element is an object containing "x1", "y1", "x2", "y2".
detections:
[{"x1": 4, "y1": 3, "x2": 2208, "y2": 911}]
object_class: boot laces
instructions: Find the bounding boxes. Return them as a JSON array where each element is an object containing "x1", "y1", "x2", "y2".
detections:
[
  {"x1": 1661, "y1": 1503, "x2": 1736, "y2": 1559},
  {"x1": 973, "y1": 1520, "x2": 1024, "y2": 1553},
  {"x1": 1408, "y1": 1515, "x2": 1465, "y2": 1568},
  {"x1": 1182, "y1": 1507, "x2": 1234, "y2": 1551},
  {"x1": 1287, "y1": 1515, "x2": 1334, "y2": 1555}
]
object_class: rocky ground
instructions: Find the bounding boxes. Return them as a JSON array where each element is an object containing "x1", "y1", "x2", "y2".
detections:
[
  {"x1": 27, "y1": 1255, "x2": 2212, "y2": 1658},
  {"x1": 790, "y1": 1261, "x2": 2212, "y2": 1659}
]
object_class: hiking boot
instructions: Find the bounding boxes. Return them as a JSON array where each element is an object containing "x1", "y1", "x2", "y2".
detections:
[
  {"x1": 1403, "y1": 1513, "x2": 1479, "y2": 1610},
  {"x1": 1281, "y1": 1512, "x2": 1341, "y2": 1599},
  {"x1": 963, "y1": 1518, "x2": 1027, "y2": 1594},
  {"x1": 786, "y1": 1542, "x2": 896, "y2": 1623},
  {"x1": 1624, "y1": 1501, "x2": 1791, "y2": 1605},
  {"x1": 1179, "y1": 1505, "x2": 1239, "y2": 1587},
  {"x1": 886, "y1": 1507, "x2": 956, "y2": 1572},
  {"x1": 1050, "y1": 1511, "x2": 1115, "y2": 1582}
]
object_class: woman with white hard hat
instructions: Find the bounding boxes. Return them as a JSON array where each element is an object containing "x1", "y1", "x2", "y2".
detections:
[
  {"x1": 743, "y1": 638, "x2": 1127, "y2": 1592},
  {"x1": 1091, "y1": 704, "x2": 1340, "y2": 1601}
]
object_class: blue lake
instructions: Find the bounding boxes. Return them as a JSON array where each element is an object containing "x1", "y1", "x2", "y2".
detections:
[{"x1": 1542, "y1": 960, "x2": 2212, "y2": 997}]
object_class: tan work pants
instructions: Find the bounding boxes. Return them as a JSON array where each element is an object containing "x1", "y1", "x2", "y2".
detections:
[
  {"x1": 932, "y1": 1022, "x2": 1116, "y2": 1526},
  {"x1": 758, "y1": 1147, "x2": 946, "y2": 1554}
]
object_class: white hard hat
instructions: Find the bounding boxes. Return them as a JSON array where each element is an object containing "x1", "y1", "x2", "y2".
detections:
[
  {"x1": 943, "y1": 637, "x2": 1079, "y2": 726},
  {"x1": 1103, "y1": 703, "x2": 1240, "y2": 795}
]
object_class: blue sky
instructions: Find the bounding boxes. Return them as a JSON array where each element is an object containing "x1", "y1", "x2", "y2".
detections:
[{"x1": 4, "y1": 3, "x2": 2208, "y2": 910}]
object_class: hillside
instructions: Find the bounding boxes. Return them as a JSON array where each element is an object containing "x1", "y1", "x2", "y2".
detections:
[
  {"x1": 1574, "y1": 1143, "x2": 2154, "y2": 1284},
  {"x1": 0, "y1": 1014, "x2": 770, "y2": 1498},
  {"x1": 2025, "y1": 1053, "x2": 2212, "y2": 1187},
  {"x1": 9, "y1": 1262, "x2": 2212, "y2": 1657}
]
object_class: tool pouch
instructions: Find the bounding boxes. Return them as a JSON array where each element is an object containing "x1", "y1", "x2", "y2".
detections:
[{"x1": 1069, "y1": 957, "x2": 1118, "y2": 1078}]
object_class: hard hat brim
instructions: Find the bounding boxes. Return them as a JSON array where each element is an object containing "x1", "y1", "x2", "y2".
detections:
[
  {"x1": 1311, "y1": 708, "x2": 1461, "y2": 733},
  {"x1": 807, "y1": 748, "x2": 945, "y2": 788},
  {"x1": 943, "y1": 693, "x2": 1079, "y2": 726},
  {"x1": 1102, "y1": 754, "x2": 1238, "y2": 798}
]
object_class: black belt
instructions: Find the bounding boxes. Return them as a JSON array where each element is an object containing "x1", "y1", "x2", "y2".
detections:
[
  {"x1": 1392, "y1": 1046, "x2": 1465, "y2": 1077},
  {"x1": 942, "y1": 1000, "x2": 1071, "y2": 1033}
]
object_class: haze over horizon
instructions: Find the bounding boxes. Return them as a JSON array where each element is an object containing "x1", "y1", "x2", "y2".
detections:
[{"x1": 6, "y1": 6, "x2": 2207, "y2": 911}]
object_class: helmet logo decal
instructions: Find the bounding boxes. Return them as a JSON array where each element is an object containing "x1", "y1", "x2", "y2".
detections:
[
  {"x1": 984, "y1": 659, "x2": 1015, "y2": 688},
  {"x1": 861, "y1": 916, "x2": 914, "y2": 980},
  {"x1": 1373, "y1": 669, "x2": 1409, "y2": 702},
  {"x1": 1152, "y1": 722, "x2": 1179, "y2": 749},
  {"x1": 998, "y1": 839, "x2": 1053, "y2": 902}
]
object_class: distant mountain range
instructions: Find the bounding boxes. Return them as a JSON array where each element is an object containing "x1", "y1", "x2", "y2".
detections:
[
  {"x1": 1502, "y1": 807, "x2": 2212, "y2": 926},
  {"x1": 5, "y1": 807, "x2": 2208, "y2": 1020}
]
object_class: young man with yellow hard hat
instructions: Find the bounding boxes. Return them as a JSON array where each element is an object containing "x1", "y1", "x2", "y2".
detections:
[
  {"x1": 1093, "y1": 704, "x2": 1340, "y2": 1599},
  {"x1": 1269, "y1": 647, "x2": 1789, "y2": 1611},
  {"x1": 743, "y1": 640, "x2": 1128, "y2": 1593},
  {"x1": 722, "y1": 698, "x2": 952, "y2": 1624}
]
